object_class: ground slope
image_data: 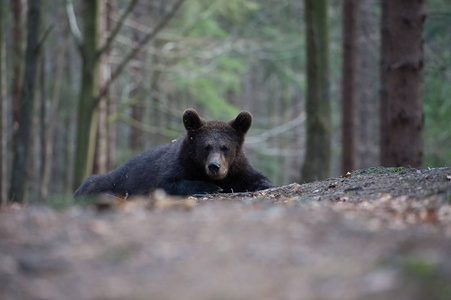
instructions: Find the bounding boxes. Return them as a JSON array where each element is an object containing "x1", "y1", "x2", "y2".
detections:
[{"x1": 1, "y1": 167, "x2": 451, "y2": 300}]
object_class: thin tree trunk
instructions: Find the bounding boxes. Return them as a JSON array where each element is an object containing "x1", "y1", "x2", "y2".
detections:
[
  {"x1": 379, "y1": 0, "x2": 390, "y2": 166},
  {"x1": 357, "y1": 0, "x2": 379, "y2": 168},
  {"x1": 107, "y1": 92, "x2": 117, "y2": 171},
  {"x1": 341, "y1": 0, "x2": 359, "y2": 173},
  {"x1": 129, "y1": 3, "x2": 150, "y2": 153},
  {"x1": 11, "y1": 0, "x2": 24, "y2": 140},
  {"x1": 72, "y1": 0, "x2": 102, "y2": 191},
  {"x1": 40, "y1": 36, "x2": 68, "y2": 201},
  {"x1": 129, "y1": 3, "x2": 145, "y2": 152},
  {"x1": 301, "y1": 0, "x2": 331, "y2": 182},
  {"x1": 38, "y1": 50, "x2": 46, "y2": 202},
  {"x1": 65, "y1": 108, "x2": 77, "y2": 193},
  {"x1": 0, "y1": 0, "x2": 7, "y2": 205},
  {"x1": 9, "y1": 0, "x2": 42, "y2": 203},
  {"x1": 380, "y1": 0, "x2": 424, "y2": 167},
  {"x1": 93, "y1": 0, "x2": 109, "y2": 175},
  {"x1": 93, "y1": 88, "x2": 107, "y2": 174},
  {"x1": 106, "y1": 0, "x2": 116, "y2": 171},
  {"x1": 69, "y1": 0, "x2": 181, "y2": 190}
]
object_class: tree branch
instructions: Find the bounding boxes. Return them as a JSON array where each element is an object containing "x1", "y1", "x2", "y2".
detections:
[
  {"x1": 96, "y1": 0, "x2": 187, "y2": 102},
  {"x1": 65, "y1": 0, "x2": 83, "y2": 50},
  {"x1": 246, "y1": 112, "x2": 306, "y2": 144},
  {"x1": 36, "y1": 25, "x2": 53, "y2": 54},
  {"x1": 97, "y1": 0, "x2": 138, "y2": 57}
]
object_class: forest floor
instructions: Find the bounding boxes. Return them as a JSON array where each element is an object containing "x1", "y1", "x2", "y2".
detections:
[{"x1": 1, "y1": 167, "x2": 451, "y2": 300}]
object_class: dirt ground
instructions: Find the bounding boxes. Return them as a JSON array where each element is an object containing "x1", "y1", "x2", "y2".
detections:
[{"x1": 1, "y1": 167, "x2": 451, "y2": 300}]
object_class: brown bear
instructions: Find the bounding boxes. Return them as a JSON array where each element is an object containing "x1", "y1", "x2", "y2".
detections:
[{"x1": 74, "y1": 109, "x2": 273, "y2": 197}]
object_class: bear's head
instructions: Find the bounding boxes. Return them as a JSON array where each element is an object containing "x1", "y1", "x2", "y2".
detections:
[{"x1": 182, "y1": 108, "x2": 252, "y2": 180}]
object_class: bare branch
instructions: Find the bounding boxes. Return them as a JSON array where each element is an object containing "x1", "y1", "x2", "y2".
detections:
[
  {"x1": 246, "y1": 113, "x2": 306, "y2": 144},
  {"x1": 115, "y1": 114, "x2": 179, "y2": 138},
  {"x1": 96, "y1": 0, "x2": 187, "y2": 102},
  {"x1": 65, "y1": 0, "x2": 83, "y2": 49},
  {"x1": 36, "y1": 25, "x2": 54, "y2": 54},
  {"x1": 97, "y1": 0, "x2": 138, "y2": 57}
]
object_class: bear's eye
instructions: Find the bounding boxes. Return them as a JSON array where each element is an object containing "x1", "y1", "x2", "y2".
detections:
[
  {"x1": 204, "y1": 145, "x2": 212, "y2": 151},
  {"x1": 220, "y1": 145, "x2": 230, "y2": 152}
]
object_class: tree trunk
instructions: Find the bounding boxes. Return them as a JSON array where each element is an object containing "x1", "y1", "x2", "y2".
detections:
[
  {"x1": 357, "y1": 0, "x2": 379, "y2": 168},
  {"x1": 38, "y1": 51, "x2": 46, "y2": 202},
  {"x1": 11, "y1": 0, "x2": 24, "y2": 140},
  {"x1": 40, "y1": 36, "x2": 68, "y2": 201},
  {"x1": 106, "y1": 92, "x2": 117, "y2": 171},
  {"x1": 129, "y1": 3, "x2": 146, "y2": 154},
  {"x1": 93, "y1": 0, "x2": 109, "y2": 175},
  {"x1": 380, "y1": 0, "x2": 424, "y2": 167},
  {"x1": 72, "y1": 0, "x2": 102, "y2": 191},
  {"x1": 106, "y1": 1, "x2": 116, "y2": 171},
  {"x1": 71, "y1": 0, "x2": 182, "y2": 190},
  {"x1": 301, "y1": 0, "x2": 331, "y2": 182},
  {"x1": 0, "y1": 0, "x2": 7, "y2": 204},
  {"x1": 9, "y1": 0, "x2": 41, "y2": 203},
  {"x1": 379, "y1": 0, "x2": 390, "y2": 166},
  {"x1": 341, "y1": 0, "x2": 359, "y2": 173}
]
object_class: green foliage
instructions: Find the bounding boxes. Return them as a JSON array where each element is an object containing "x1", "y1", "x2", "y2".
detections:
[
  {"x1": 164, "y1": 0, "x2": 267, "y2": 119},
  {"x1": 182, "y1": 0, "x2": 260, "y2": 25},
  {"x1": 189, "y1": 17, "x2": 228, "y2": 38},
  {"x1": 167, "y1": 0, "x2": 307, "y2": 122},
  {"x1": 169, "y1": 55, "x2": 244, "y2": 118},
  {"x1": 353, "y1": 167, "x2": 407, "y2": 175}
]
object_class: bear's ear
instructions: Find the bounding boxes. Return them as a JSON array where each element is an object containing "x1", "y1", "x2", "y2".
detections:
[
  {"x1": 183, "y1": 109, "x2": 205, "y2": 131},
  {"x1": 230, "y1": 111, "x2": 252, "y2": 135}
]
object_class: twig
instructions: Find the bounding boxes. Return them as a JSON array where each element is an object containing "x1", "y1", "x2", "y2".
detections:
[
  {"x1": 97, "y1": 0, "x2": 138, "y2": 57},
  {"x1": 36, "y1": 25, "x2": 53, "y2": 54},
  {"x1": 115, "y1": 113, "x2": 180, "y2": 138},
  {"x1": 246, "y1": 112, "x2": 306, "y2": 144},
  {"x1": 65, "y1": 0, "x2": 83, "y2": 50},
  {"x1": 96, "y1": 0, "x2": 187, "y2": 103}
]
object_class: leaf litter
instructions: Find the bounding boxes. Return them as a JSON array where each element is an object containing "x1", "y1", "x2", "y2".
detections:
[{"x1": 1, "y1": 167, "x2": 451, "y2": 300}]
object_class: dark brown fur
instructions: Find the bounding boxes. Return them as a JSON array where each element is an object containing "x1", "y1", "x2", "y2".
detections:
[{"x1": 75, "y1": 109, "x2": 272, "y2": 197}]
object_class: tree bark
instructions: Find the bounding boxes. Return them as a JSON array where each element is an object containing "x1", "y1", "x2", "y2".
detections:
[
  {"x1": 93, "y1": 0, "x2": 109, "y2": 175},
  {"x1": 0, "y1": 0, "x2": 7, "y2": 204},
  {"x1": 40, "y1": 35, "x2": 68, "y2": 201},
  {"x1": 106, "y1": 92, "x2": 117, "y2": 171},
  {"x1": 9, "y1": 0, "x2": 41, "y2": 203},
  {"x1": 106, "y1": 1, "x2": 117, "y2": 171},
  {"x1": 379, "y1": 0, "x2": 390, "y2": 166},
  {"x1": 129, "y1": 3, "x2": 146, "y2": 153},
  {"x1": 72, "y1": 0, "x2": 102, "y2": 191},
  {"x1": 341, "y1": 0, "x2": 359, "y2": 173},
  {"x1": 70, "y1": 0, "x2": 183, "y2": 190},
  {"x1": 11, "y1": 0, "x2": 24, "y2": 140},
  {"x1": 38, "y1": 51, "x2": 46, "y2": 202},
  {"x1": 301, "y1": 0, "x2": 331, "y2": 182},
  {"x1": 380, "y1": 0, "x2": 424, "y2": 167},
  {"x1": 357, "y1": 0, "x2": 379, "y2": 168}
]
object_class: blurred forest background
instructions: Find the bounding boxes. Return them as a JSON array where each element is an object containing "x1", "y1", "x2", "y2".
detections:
[{"x1": 0, "y1": 0, "x2": 450, "y2": 203}]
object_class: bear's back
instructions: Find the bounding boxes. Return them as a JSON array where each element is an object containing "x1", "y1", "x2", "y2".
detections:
[{"x1": 110, "y1": 138, "x2": 182, "y2": 195}]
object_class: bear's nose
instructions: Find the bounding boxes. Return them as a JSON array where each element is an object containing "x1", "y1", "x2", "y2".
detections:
[{"x1": 208, "y1": 162, "x2": 221, "y2": 174}]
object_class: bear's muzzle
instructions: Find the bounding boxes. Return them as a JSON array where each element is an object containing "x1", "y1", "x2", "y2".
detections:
[{"x1": 205, "y1": 153, "x2": 228, "y2": 180}]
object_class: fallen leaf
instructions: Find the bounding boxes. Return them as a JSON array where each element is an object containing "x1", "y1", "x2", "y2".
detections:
[{"x1": 341, "y1": 172, "x2": 352, "y2": 178}]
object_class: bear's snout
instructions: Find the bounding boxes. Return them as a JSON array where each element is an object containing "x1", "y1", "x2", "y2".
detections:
[
  {"x1": 205, "y1": 153, "x2": 228, "y2": 180},
  {"x1": 208, "y1": 162, "x2": 221, "y2": 174}
]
